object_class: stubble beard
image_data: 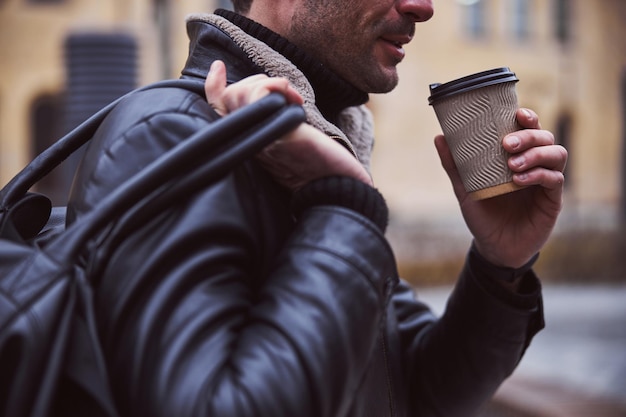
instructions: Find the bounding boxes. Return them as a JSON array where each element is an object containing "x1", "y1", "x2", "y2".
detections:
[{"x1": 288, "y1": 9, "x2": 400, "y2": 94}]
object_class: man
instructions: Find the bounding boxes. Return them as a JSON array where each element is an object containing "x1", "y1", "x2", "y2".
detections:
[{"x1": 67, "y1": 0, "x2": 567, "y2": 416}]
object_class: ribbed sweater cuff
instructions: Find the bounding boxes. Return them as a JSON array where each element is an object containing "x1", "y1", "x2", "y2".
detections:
[{"x1": 291, "y1": 176, "x2": 389, "y2": 232}]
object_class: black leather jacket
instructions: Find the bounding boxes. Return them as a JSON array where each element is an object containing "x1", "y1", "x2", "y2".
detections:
[{"x1": 67, "y1": 13, "x2": 544, "y2": 417}]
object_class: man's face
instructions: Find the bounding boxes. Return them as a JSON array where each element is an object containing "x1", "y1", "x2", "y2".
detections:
[{"x1": 287, "y1": 0, "x2": 434, "y2": 93}]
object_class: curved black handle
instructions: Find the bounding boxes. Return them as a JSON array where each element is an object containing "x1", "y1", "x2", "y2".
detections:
[{"x1": 54, "y1": 94, "x2": 306, "y2": 261}]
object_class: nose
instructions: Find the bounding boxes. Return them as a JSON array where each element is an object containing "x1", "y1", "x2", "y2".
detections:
[{"x1": 396, "y1": 0, "x2": 434, "y2": 22}]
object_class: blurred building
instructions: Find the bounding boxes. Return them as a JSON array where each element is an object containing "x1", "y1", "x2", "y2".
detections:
[
  {"x1": 369, "y1": 0, "x2": 626, "y2": 282},
  {"x1": 1, "y1": 0, "x2": 625, "y2": 281},
  {"x1": 0, "y1": 0, "x2": 227, "y2": 202}
]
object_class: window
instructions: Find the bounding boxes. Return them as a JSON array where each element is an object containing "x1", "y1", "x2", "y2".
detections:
[
  {"x1": 153, "y1": 0, "x2": 172, "y2": 78},
  {"x1": 510, "y1": 0, "x2": 530, "y2": 40},
  {"x1": 59, "y1": 33, "x2": 137, "y2": 203},
  {"x1": 554, "y1": 0, "x2": 571, "y2": 44},
  {"x1": 27, "y1": 0, "x2": 64, "y2": 4},
  {"x1": 30, "y1": 94, "x2": 65, "y2": 204},
  {"x1": 458, "y1": 0, "x2": 488, "y2": 39}
]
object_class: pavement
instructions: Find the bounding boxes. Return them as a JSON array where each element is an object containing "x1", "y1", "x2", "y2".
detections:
[{"x1": 415, "y1": 283, "x2": 626, "y2": 416}]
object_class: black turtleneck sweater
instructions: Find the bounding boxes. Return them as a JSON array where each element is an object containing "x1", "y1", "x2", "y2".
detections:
[{"x1": 216, "y1": 9, "x2": 369, "y2": 124}]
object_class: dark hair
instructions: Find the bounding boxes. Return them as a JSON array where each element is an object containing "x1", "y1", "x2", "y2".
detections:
[{"x1": 231, "y1": 0, "x2": 253, "y2": 14}]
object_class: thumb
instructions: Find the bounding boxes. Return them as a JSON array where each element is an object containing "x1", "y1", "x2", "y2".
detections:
[
  {"x1": 434, "y1": 135, "x2": 467, "y2": 200},
  {"x1": 205, "y1": 60, "x2": 228, "y2": 116}
]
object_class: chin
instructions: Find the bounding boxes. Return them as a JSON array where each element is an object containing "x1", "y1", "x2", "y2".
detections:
[
  {"x1": 344, "y1": 62, "x2": 399, "y2": 93},
  {"x1": 365, "y1": 73, "x2": 399, "y2": 94}
]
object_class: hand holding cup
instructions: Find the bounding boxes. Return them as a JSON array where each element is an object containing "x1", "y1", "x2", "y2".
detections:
[
  {"x1": 430, "y1": 68, "x2": 568, "y2": 268},
  {"x1": 429, "y1": 68, "x2": 524, "y2": 200}
]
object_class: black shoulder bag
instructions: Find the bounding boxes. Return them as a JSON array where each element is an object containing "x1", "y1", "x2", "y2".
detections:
[{"x1": 0, "y1": 80, "x2": 306, "y2": 417}]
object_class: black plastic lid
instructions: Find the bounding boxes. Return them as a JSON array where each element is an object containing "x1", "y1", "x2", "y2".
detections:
[{"x1": 428, "y1": 67, "x2": 518, "y2": 105}]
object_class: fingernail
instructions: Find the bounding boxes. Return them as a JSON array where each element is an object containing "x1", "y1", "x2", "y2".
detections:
[
  {"x1": 510, "y1": 155, "x2": 525, "y2": 168},
  {"x1": 506, "y1": 135, "x2": 520, "y2": 149},
  {"x1": 522, "y1": 108, "x2": 532, "y2": 118},
  {"x1": 515, "y1": 172, "x2": 528, "y2": 182}
]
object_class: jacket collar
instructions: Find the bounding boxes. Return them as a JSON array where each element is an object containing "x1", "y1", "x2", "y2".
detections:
[
  {"x1": 214, "y1": 9, "x2": 369, "y2": 122},
  {"x1": 182, "y1": 12, "x2": 376, "y2": 171}
]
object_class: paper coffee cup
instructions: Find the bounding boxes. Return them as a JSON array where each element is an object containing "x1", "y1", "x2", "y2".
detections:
[{"x1": 428, "y1": 67, "x2": 525, "y2": 200}]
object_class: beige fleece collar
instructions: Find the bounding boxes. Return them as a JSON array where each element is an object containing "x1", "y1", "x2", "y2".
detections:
[{"x1": 186, "y1": 13, "x2": 375, "y2": 170}]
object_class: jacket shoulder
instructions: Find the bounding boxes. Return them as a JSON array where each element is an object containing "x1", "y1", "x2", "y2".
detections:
[{"x1": 68, "y1": 84, "x2": 219, "y2": 220}]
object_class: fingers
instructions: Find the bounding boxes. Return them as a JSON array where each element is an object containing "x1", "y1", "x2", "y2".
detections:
[
  {"x1": 205, "y1": 60, "x2": 304, "y2": 116},
  {"x1": 502, "y1": 108, "x2": 568, "y2": 197},
  {"x1": 434, "y1": 135, "x2": 468, "y2": 201},
  {"x1": 502, "y1": 128, "x2": 555, "y2": 154},
  {"x1": 217, "y1": 73, "x2": 280, "y2": 111},
  {"x1": 515, "y1": 108, "x2": 541, "y2": 129},
  {"x1": 205, "y1": 60, "x2": 228, "y2": 116},
  {"x1": 508, "y1": 143, "x2": 568, "y2": 173},
  {"x1": 256, "y1": 124, "x2": 373, "y2": 190},
  {"x1": 508, "y1": 144, "x2": 567, "y2": 198},
  {"x1": 511, "y1": 165, "x2": 565, "y2": 193},
  {"x1": 436, "y1": 107, "x2": 568, "y2": 203}
]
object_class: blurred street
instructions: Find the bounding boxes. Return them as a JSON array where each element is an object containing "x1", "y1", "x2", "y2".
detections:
[{"x1": 416, "y1": 283, "x2": 626, "y2": 416}]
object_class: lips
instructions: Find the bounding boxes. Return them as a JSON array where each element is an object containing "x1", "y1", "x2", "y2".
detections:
[
  {"x1": 381, "y1": 34, "x2": 413, "y2": 48},
  {"x1": 386, "y1": 39, "x2": 404, "y2": 49},
  {"x1": 379, "y1": 34, "x2": 412, "y2": 61}
]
